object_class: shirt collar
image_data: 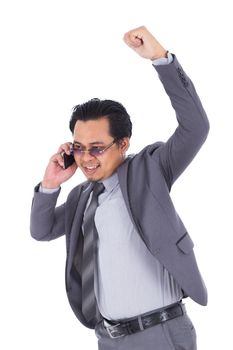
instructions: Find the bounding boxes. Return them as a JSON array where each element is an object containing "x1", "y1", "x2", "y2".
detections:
[{"x1": 102, "y1": 172, "x2": 119, "y2": 193}]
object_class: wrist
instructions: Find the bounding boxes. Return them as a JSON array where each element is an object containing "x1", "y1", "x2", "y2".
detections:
[
  {"x1": 150, "y1": 49, "x2": 168, "y2": 61},
  {"x1": 41, "y1": 180, "x2": 61, "y2": 189}
]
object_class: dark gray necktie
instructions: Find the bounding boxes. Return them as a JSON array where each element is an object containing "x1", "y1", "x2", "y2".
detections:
[{"x1": 81, "y1": 182, "x2": 104, "y2": 323}]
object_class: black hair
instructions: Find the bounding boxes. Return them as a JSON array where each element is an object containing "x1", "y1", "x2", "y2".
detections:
[{"x1": 69, "y1": 98, "x2": 132, "y2": 140}]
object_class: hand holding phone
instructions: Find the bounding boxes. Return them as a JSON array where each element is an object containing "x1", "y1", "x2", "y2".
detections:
[{"x1": 42, "y1": 142, "x2": 77, "y2": 188}]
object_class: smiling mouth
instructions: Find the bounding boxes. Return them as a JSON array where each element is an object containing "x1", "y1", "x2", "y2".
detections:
[
  {"x1": 85, "y1": 165, "x2": 99, "y2": 170},
  {"x1": 82, "y1": 164, "x2": 100, "y2": 174}
]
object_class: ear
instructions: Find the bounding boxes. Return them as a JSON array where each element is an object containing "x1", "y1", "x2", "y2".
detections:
[{"x1": 119, "y1": 137, "x2": 130, "y2": 153}]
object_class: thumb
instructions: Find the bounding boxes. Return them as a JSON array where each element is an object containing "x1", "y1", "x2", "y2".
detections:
[
  {"x1": 131, "y1": 37, "x2": 143, "y2": 48},
  {"x1": 123, "y1": 32, "x2": 142, "y2": 48}
]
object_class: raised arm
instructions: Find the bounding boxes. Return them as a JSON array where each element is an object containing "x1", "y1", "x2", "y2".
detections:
[{"x1": 124, "y1": 26, "x2": 209, "y2": 187}]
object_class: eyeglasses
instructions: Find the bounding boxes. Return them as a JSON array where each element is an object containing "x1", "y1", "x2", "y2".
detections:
[{"x1": 72, "y1": 140, "x2": 116, "y2": 157}]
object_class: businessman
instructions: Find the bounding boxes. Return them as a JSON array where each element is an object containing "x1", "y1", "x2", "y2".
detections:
[{"x1": 30, "y1": 26, "x2": 209, "y2": 350}]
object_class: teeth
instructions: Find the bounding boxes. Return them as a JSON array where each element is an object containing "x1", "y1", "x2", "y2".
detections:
[{"x1": 86, "y1": 166, "x2": 98, "y2": 170}]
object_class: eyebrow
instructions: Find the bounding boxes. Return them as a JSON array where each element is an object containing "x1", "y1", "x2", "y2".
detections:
[{"x1": 73, "y1": 141, "x2": 106, "y2": 146}]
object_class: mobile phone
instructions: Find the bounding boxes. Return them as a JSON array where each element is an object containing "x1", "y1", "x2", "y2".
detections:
[{"x1": 63, "y1": 152, "x2": 75, "y2": 169}]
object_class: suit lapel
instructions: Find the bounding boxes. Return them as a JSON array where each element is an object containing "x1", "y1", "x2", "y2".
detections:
[
  {"x1": 117, "y1": 157, "x2": 139, "y2": 231},
  {"x1": 117, "y1": 158, "x2": 130, "y2": 207}
]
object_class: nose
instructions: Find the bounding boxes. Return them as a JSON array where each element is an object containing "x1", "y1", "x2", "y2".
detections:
[{"x1": 80, "y1": 150, "x2": 96, "y2": 162}]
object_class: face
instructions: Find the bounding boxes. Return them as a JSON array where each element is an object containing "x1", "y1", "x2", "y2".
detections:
[{"x1": 73, "y1": 117, "x2": 129, "y2": 182}]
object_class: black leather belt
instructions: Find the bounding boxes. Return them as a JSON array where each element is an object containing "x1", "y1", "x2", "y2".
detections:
[{"x1": 104, "y1": 302, "x2": 185, "y2": 339}]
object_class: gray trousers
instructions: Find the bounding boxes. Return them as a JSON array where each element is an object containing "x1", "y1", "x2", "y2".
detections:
[{"x1": 95, "y1": 312, "x2": 197, "y2": 350}]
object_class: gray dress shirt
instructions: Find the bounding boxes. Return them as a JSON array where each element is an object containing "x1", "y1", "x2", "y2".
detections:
[{"x1": 94, "y1": 172, "x2": 182, "y2": 320}]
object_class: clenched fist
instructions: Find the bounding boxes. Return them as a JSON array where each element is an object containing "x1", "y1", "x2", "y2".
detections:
[{"x1": 123, "y1": 26, "x2": 167, "y2": 61}]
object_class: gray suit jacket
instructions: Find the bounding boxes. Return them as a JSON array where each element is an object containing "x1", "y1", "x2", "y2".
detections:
[{"x1": 30, "y1": 55, "x2": 209, "y2": 329}]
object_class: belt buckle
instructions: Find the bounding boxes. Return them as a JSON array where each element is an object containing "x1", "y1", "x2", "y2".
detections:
[
  {"x1": 106, "y1": 323, "x2": 126, "y2": 339},
  {"x1": 160, "y1": 310, "x2": 169, "y2": 322}
]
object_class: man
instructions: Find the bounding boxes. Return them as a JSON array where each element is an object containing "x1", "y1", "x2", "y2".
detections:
[{"x1": 30, "y1": 26, "x2": 209, "y2": 350}]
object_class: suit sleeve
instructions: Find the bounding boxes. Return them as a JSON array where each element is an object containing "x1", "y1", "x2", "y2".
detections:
[
  {"x1": 150, "y1": 55, "x2": 210, "y2": 188},
  {"x1": 30, "y1": 184, "x2": 65, "y2": 241}
]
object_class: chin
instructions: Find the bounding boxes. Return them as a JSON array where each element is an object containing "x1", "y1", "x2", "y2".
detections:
[{"x1": 85, "y1": 174, "x2": 104, "y2": 182}]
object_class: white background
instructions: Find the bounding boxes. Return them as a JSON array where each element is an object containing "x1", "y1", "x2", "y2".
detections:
[{"x1": 1, "y1": 0, "x2": 232, "y2": 349}]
